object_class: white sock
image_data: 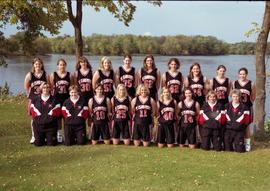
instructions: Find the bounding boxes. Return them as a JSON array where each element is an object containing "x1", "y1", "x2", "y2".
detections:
[{"x1": 245, "y1": 138, "x2": 251, "y2": 145}]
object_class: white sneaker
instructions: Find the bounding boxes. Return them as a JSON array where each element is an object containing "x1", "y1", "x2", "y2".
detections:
[
  {"x1": 245, "y1": 143, "x2": 251, "y2": 152},
  {"x1": 57, "y1": 131, "x2": 63, "y2": 143},
  {"x1": 30, "y1": 136, "x2": 35, "y2": 144}
]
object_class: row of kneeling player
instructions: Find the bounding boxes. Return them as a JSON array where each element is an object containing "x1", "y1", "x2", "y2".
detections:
[{"x1": 30, "y1": 82, "x2": 250, "y2": 153}]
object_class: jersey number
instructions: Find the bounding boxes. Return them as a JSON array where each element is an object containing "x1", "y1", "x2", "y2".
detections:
[
  {"x1": 116, "y1": 109, "x2": 127, "y2": 119},
  {"x1": 80, "y1": 83, "x2": 91, "y2": 92},
  {"x1": 163, "y1": 112, "x2": 174, "y2": 121},
  {"x1": 139, "y1": 109, "x2": 148, "y2": 118},
  {"x1": 95, "y1": 111, "x2": 105, "y2": 120},
  {"x1": 183, "y1": 114, "x2": 194, "y2": 124}
]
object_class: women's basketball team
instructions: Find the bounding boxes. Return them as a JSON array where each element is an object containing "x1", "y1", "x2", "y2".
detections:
[{"x1": 24, "y1": 55, "x2": 255, "y2": 153}]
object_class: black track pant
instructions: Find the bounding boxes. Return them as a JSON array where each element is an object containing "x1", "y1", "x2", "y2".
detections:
[
  {"x1": 224, "y1": 129, "x2": 245, "y2": 153},
  {"x1": 201, "y1": 128, "x2": 221, "y2": 151},
  {"x1": 64, "y1": 124, "x2": 86, "y2": 146}
]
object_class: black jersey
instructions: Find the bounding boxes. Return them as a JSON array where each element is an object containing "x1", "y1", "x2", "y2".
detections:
[
  {"x1": 165, "y1": 71, "x2": 183, "y2": 102},
  {"x1": 62, "y1": 97, "x2": 89, "y2": 126},
  {"x1": 188, "y1": 75, "x2": 205, "y2": 107},
  {"x1": 198, "y1": 102, "x2": 225, "y2": 129},
  {"x1": 134, "y1": 96, "x2": 152, "y2": 125},
  {"x1": 53, "y1": 72, "x2": 71, "y2": 105},
  {"x1": 180, "y1": 100, "x2": 197, "y2": 128},
  {"x1": 76, "y1": 69, "x2": 93, "y2": 103},
  {"x1": 28, "y1": 72, "x2": 47, "y2": 100},
  {"x1": 158, "y1": 100, "x2": 176, "y2": 125},
  {"x1": 119, "y1": 66, "x2": 136, "y2": 98},
  {"x1": 234, "y1": 80, "x2": 253, "y2": 108},
  {"x1": 98, "y1": 70, "x2": 115, "y2": 99},
  {"x1": 225, "y1": 102, "x2": 250, "y2": 131},
  {"x1": 213, "y1": 77, "x2": 229, "y2": 106},
  {"x1": 113, "y1": 96, "x2": 130, "y2": 122},
  {"x1": 30, "y1": 95, "x2": 60, "y2": 127},
  {"x1": 92, "y1": 96, "x2": 108, "y2": 125},
  {"x1": 141, "y1": 68, "x2": 158, "y2": 100}
]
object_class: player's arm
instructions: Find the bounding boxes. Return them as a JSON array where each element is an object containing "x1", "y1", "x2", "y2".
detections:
[{"x1": 92, "y1": 70, "x2": 99, "y2": 90}]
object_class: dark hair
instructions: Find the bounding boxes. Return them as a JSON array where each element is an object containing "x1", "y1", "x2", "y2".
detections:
[
  {"x1": 217, "y1": 65, "x2": 226, "y2": 71},
  {"x1": 167, "y1": 58, "x2": 180, "y2": 70},
  {"x1": 57, "y1": 58, "x2": 67, "y2": 66},
  {"x1": 143, "y1": 55, "x2": 156, "y2": 70},
  {"x1": 123, "y1": 54, "x2": 132, "y2": 60},
  {"x1": 76, "y1": 56, "x2": 92, "y2": 71},
  {"x1": 238, "y1": 67, "x2": 248, "y2": 75},
  {"x1": 180, "y1": 87, "x2": 194, "y2": 101},
  {"x1": 188, "y1": 62, "x2": 202, "y2": 78}
]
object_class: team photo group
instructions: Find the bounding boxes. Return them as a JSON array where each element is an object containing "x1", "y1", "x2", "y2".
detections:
[{"x1": 24, "y1": 54, "x2": 255, "y2": 153}]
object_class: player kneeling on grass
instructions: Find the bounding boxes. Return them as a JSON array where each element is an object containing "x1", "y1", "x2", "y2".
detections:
[
  {"x1": 178, "y1": 87, "x2": 200, "y2": 149},
  {"x1": 198, "y1": 90, "x2": 226, "y2": 151},
  {"x1": 88, "y1": 83, "x2": 111, "y2": 145},
  {"x1": 62, "y1": 85, "x2": 89, "y2": 146},
  {"x1": 30, "y1": 82, "x2": 61, "y2": 146},
  {"x1": 224, "y1": 89, "x2": 250, "y2": 153},
  {"x1": 157, "y1": 87, "x2": 177, "y2": 148},
  {"x1": 111, "y1": 84, "x2": 132, "y2": 145},
  {"x1": 131, "y1": 84, "x2": 157, "y2": 147}
]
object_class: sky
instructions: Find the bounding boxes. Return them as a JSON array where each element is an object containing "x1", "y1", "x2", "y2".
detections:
[{"x1": 2, "y1": 1, "x2": 265, "y2": 43}]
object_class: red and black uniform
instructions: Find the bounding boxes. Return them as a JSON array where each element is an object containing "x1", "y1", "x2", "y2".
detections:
[
  {"x1": 62, "y1": 97, "x2": 89, "y2": 145},
  {"x1": 133, "y1": 96, "x2": 152, "y2": 141},
  {"x1": 234, "y1": 80, "x2": 253, "y2": 108},
  {"x1": 119, "y1": 67, "x2": 136, "y2": 98},
  {"x1": 53, "y1": 72, "x2": 71, "y2": 106},
  {"x1": 98, "y1": 70, "x2": 115, "y2": 99},
  {"x1": 157, "y1": 100, "x2": 176, "y2": 144},
  {"x1": 198, "y1": 102, "x2": 225, "y2": 151},
  {"x1": 91, "y1": 96, "x2": 110, "y2": 141},
  {"x1": 28, "y1": 72, "x2": 47, "y2": 101},
  {"x1": 224, "y1": 102, "x2": 250, "y2": 152},
  {"x1": 112, "y1": 96, "x2": 130, "y2": 139},
  {"x1": 188, "y1": 76, "x2": 205, "y2": 107},
  {"x1": 30, "y1": 96, "x2": 61, "y2": 146},
  {"x1": 165, "y1": 71, "x2": 183, "y2": 103},
  {"x1": 76, "y1": 70, "x2": 93, "y2": 104},
  {"x1": 212, "y1": 78, "x2": 229, "y2": 106},
  {"x1": 141, "y1": 68, "x2": 158, "y2": 101},
  {"x1": 178, "y1": 100, "x2": 197, "y2": 145}
]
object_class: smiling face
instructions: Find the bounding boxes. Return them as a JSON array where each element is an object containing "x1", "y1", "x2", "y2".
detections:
[
  {"x1": 57, "y1": 60, "x2": 66, "y2": 72},
  {"x1": 208, "y1": 94, "x2": 217, "y2": 104},
  {"x1": 169, "y1": 61, "x2": 178, "y2": 72},
  {"x1": 232, "y1": 93, "x2": 240, "y2": 103},
  {"x1": 162, "y1": 88, "x2": 170, "y2": 99},
  {"x1": 95, "y1": 85, "x2": 104, "y2": 96},
  {"x1": 184, "y1": 89, "x2": 193, "y2": 100},
  {"x1": 118, "y1": 85, "x2": 126, "y2": 97},
  {"x1": 33, "y1": 61, "x2": 42, "y2": 72},
  {"x1": 103, "y1": 59, "x2": 111, "y2": 71},
  {"x1": 217, "y1": 67, "x2": 226, "y2": 78},
  {"x1": 123, "y1": 57, "x2": 132, "y2": 67},
  {"x1": 41, "y1": 84, "x2": 50, "y2": 96},
  {"x1": 239, "y1": 70, "x2": 247, "y2": 81},
  {"x1": 79, "y1": 60, "x2": 87, "y2": 69},
  {"x1": 140, "y1": 86, "x2": 148, "y2": 97},
  {"x1": 70, "y1": 89, "x2": 79, "y2": 99},
  {"x1": 145, "y1": 57, "x2": 154, "y2": 69},
  {"x1": 191, "y1": 65, "x2": 200, "y2": 77}
]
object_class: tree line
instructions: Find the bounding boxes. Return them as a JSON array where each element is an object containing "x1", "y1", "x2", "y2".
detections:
[{"x1": 1, "y1": 32, "x2": 269, "y2": 56}]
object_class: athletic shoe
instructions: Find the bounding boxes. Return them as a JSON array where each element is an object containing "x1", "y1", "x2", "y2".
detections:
[
  {"x1": 245, "y1": 143, "x2": 251, "y2": 152},
  {"x1": 30, "y1": 136, "x2": 35, "y2": 144}
]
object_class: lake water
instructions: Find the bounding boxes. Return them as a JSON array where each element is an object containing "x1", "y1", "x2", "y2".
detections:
[{"x1": 1, "y1": 54, "x2": 269, "y2": 117}]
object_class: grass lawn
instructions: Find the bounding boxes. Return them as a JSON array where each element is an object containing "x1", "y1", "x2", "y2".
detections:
[{"x1": 0, "y1": 98, "x2": 270, "y2": 191}]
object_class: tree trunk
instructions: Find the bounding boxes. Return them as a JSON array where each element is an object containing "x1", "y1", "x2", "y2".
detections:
[
  {"x1": 254, "y1": 1, "x2": 270, "y2": 136},
  {"x1": 66, "y1": 0, "x2": 83, "y2": 61}
]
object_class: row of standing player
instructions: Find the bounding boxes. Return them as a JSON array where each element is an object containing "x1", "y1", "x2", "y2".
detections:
[{"x1": 24, "y1": 55, "x2": 255, "y2": 151}]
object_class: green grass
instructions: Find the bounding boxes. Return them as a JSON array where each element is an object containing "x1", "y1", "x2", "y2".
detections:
[{"x1": 1, "y1": 98, "x2": 270, "y2": 191}]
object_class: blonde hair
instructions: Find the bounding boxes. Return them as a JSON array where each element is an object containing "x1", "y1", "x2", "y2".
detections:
[
  {"x1": 206, "y1": 90, "x2": 217, "y2": 100},
  {"x1": 136, "y1": 84, "x2": 150, "y2": 96},
  {"x1": 39, "y1": 82, "x2": 50, "y2": 93},
  {"x1": 99, "y1": 56, "x2": 112, "y2": 70},
  {"x1": 159, "y1": 87, "x2": 172, "y2": 102},
  {"x1": 115, "y1": 84, "x2": 128, "y2": 99},
  {"x1": 69, "y1": 85, "x2": 79, "y2": 92},
  {"x1": 230, "y1": 89, "x2": 241, "y2": 97}
]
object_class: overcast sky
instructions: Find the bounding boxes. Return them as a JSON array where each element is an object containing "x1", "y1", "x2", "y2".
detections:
[{"x1": 2, "y1": 1, "x2": 265, "y2": 43}]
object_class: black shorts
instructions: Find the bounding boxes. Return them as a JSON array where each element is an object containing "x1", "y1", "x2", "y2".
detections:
[
  {"x1": 178, "y1": 125, "x2": 196, "y2": 145},
  {"x1": 113, "y1": 121, "x2": 130, "y2": 139},
  {"x1": 64, "y1": 124, "x2": 86, "y2": 146},
  {"x1": 157, "y1": 123, "x2": 175, "y2": 144},
  {"x1": 33, "y1": 123, "x2": 57, "y2": 146},
  {"x1": 224, "y1": 129, "x2": 245, "y2": 153},
  {"x1": 133, "y1": 122, "x2": 151, "y2": 142},
  {"x1": 91, "y1": 123, "x2": 110, "y2": 141}
]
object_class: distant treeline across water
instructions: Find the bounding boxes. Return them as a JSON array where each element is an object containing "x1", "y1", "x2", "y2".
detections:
[{"x1": 2, "y1": 33, "x2": 270, "y2": 56}]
